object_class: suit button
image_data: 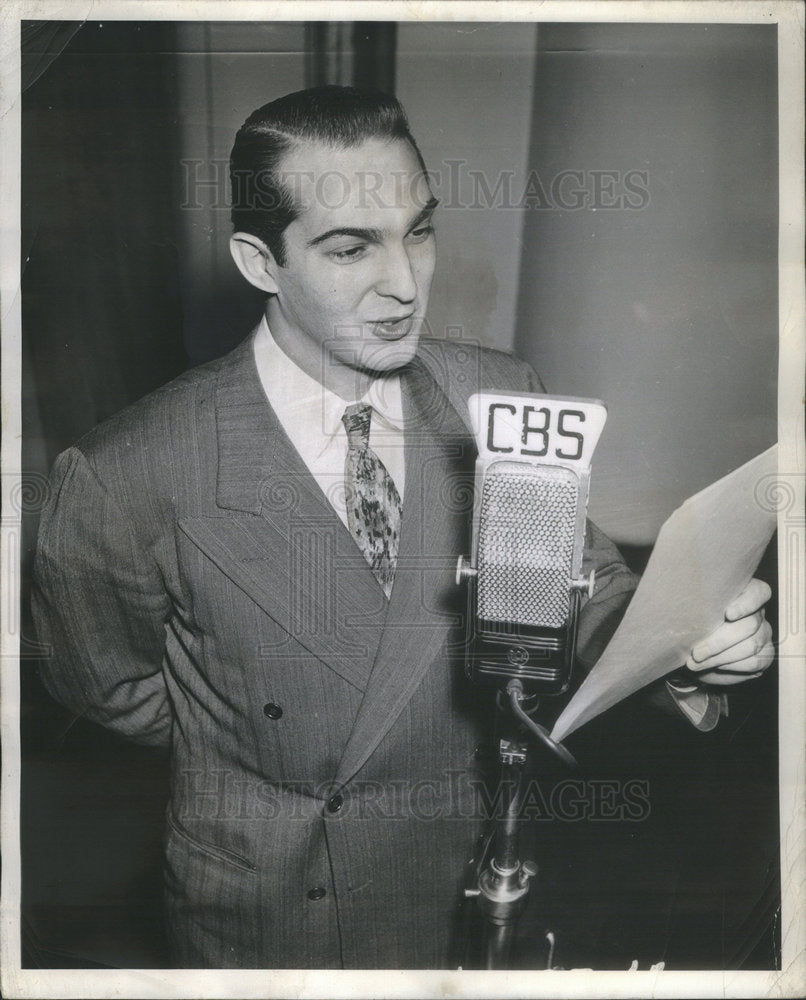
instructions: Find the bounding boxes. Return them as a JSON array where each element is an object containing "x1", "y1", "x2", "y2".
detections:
[
  {"x1": 327, "y1": 794, "x2": 344, "y2": 814},
  {"x1": 263, "y1": 703, "x2": 283, "y2": 720},
  {"x1": 307, "y1": 886, "x2": 327, "y2": 900}
]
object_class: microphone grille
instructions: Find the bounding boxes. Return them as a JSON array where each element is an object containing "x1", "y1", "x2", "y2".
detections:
[{"x1": 477, "y1": 463, "x2": 579, "y2": 628}]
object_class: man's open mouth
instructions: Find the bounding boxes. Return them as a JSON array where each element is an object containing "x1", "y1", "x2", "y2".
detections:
[{"x1": 369, "y1": 315, "x2": 415, "y2": 339}]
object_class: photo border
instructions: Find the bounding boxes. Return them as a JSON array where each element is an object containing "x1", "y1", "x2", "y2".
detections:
[{"x1": 2, "y1": 2, "x2": 803, "y2": 997}]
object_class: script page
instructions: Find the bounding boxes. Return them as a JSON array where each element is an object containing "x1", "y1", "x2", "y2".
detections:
[{"x1": 551, "y1": 445, "x2": 778, "y2": 742}]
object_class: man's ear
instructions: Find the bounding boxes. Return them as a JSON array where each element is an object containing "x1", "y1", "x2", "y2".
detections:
[{"x1": 229, "y1": 232, "x2": 281, "y2": 294}]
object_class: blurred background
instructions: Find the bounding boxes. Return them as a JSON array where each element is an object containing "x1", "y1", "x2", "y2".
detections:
[{"x1": 19, "y1": 19, "x2": 779, "y2": 971}]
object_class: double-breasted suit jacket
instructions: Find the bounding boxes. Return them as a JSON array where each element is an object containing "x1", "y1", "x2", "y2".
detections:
[{"x1": 32, "y1": 333, "x2": 637, "y2": 968}]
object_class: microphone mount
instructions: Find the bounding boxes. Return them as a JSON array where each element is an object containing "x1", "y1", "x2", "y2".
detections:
[{"x1": 463, "y1": 680, "x2": 576, "y2": 969}]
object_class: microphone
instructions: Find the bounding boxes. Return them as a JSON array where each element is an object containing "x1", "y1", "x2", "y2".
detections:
[{"x1": 456, "y1": 392, "x2": 608, "y2": 696}]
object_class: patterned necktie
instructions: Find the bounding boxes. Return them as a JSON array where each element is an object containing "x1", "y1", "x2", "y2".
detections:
[{"x1": 342, "y1": 403, "x2": 402, "y2": 598}]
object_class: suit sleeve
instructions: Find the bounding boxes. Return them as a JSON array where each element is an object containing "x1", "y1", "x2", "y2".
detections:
[
  {"x1": 576, "y1": 519, "x2": 638, "y2": 670},
  {"x1": 32, "y1": 446, "x2": 173, "y2": 748}
]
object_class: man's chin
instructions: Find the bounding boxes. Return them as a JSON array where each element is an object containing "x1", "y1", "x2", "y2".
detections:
[{"x1": 346, "y1": 335, "x2": 421, "y2": 375}]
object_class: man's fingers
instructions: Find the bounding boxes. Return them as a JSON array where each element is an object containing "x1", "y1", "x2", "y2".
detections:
[
  {"x1": 697, "y1": 630, "x2": 774, "y2": 685},
  {"x1": 684, "y1": 577, "x2": 775, "y2": 681},
  {"x1": 695, "y1": 667, "x2": 768, "y2": 687},
  {"x1": 725, "y1": 578, "x2": 772, "y2": 621},
  {"x1": 686, "y1": 620, "x2": 774, "y2": 680},
  {"x1": 688, "y1": 611, "x2": 765, "y2": 666},
  {"x1": 686, "y1": 622, "x2": 771, "y2": 672}
]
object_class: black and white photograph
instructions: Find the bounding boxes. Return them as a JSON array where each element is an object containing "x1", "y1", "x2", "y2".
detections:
[{"x1": 1, "y1": 2, "x2": 804, "y2": 997}]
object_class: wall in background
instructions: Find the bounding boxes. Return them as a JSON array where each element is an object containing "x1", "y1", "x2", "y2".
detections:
[
  {"x1": 515, "y1": 23, "x2": 778, "y2": 544},
  {"x1": 396, "y1": 22, "x2": 538, "y2": 352},
  {"x1": 173, "y1": 22, "x2": 307, "y2": 364}
]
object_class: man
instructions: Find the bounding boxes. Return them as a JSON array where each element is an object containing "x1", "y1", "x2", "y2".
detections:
[{"x1": 32, "y1": 86, "x2": 774, "y2": 969}]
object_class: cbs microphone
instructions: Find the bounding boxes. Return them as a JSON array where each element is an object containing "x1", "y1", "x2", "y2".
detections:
[{"x1": 456, "y1": 392, "x2": 607, "y2": 696}]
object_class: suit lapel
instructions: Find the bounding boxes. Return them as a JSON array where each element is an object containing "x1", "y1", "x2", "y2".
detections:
[
  {"x1": 333, "y1": 356, "x2": 475, "y2": 787},
  {"x1": 179, "y1": 336, "x2": 387, "y2": 693}
]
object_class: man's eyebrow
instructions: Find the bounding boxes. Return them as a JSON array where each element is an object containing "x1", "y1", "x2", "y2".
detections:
[
  {"x1": 307, "y1": 226, "x2": 384, "y2": 249},
  {"x1": 306, "y1": 197, "x2": 440, "y2": 249},
  {"x1": 409, "y1": 197, "x2": 440, "y2": 229}
]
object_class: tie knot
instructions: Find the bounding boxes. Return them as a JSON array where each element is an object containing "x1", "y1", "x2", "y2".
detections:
[{"x1": 342, "y1": 403, "x2": 372, "y2": 450}]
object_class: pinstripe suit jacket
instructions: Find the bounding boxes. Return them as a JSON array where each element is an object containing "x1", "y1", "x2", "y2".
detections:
[{"x1": 32, "y1": 333, "x2": 637, "y2": 969}]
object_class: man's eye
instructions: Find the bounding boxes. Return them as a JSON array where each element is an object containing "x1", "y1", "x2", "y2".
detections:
[
  {"x1": 329, "y1": 244, "x2": 367, "y2": 262},
  {"x1": 408, "y1": 224, "x2": 434, "y2": 243}
]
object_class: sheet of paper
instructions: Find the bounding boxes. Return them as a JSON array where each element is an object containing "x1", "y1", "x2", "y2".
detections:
[{"x1": 551, "y1": 445, "x2": 778, "y2": 743}]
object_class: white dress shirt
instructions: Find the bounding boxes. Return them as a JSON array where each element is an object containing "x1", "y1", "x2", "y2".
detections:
[{"x1": 253, "y1": 316, "x2": 405, "y2": 533}]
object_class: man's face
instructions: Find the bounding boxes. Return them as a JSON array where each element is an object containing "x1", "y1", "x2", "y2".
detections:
[{"x1": 265, "y1": 136, "x2": 437, "y2": 390}]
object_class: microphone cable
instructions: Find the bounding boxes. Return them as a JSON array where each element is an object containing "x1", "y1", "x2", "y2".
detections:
[{"x1": 506, "y1": 679, "x2": 578, "y2": 769}]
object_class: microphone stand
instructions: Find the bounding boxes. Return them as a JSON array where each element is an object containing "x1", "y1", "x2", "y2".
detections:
[
  {"x1": 454, "y1": 389, "x2": 606, "y2": 968},
  {"x1": 465, "y1": 679, "x2": 576, "y2": 970}
]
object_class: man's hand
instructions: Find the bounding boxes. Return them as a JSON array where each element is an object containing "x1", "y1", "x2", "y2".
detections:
[{"x1": 684, "y1": 578, "x2": 774, "y2": 686}]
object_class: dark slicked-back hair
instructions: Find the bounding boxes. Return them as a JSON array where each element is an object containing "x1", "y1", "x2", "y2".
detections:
[{"x1": 230, "y1": 86, "x2": 427, "y2": 266}]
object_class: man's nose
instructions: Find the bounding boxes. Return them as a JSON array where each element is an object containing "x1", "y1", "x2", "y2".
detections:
[{"x1": 375, "y1": 245, "x2": 418, "y2": 303}]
